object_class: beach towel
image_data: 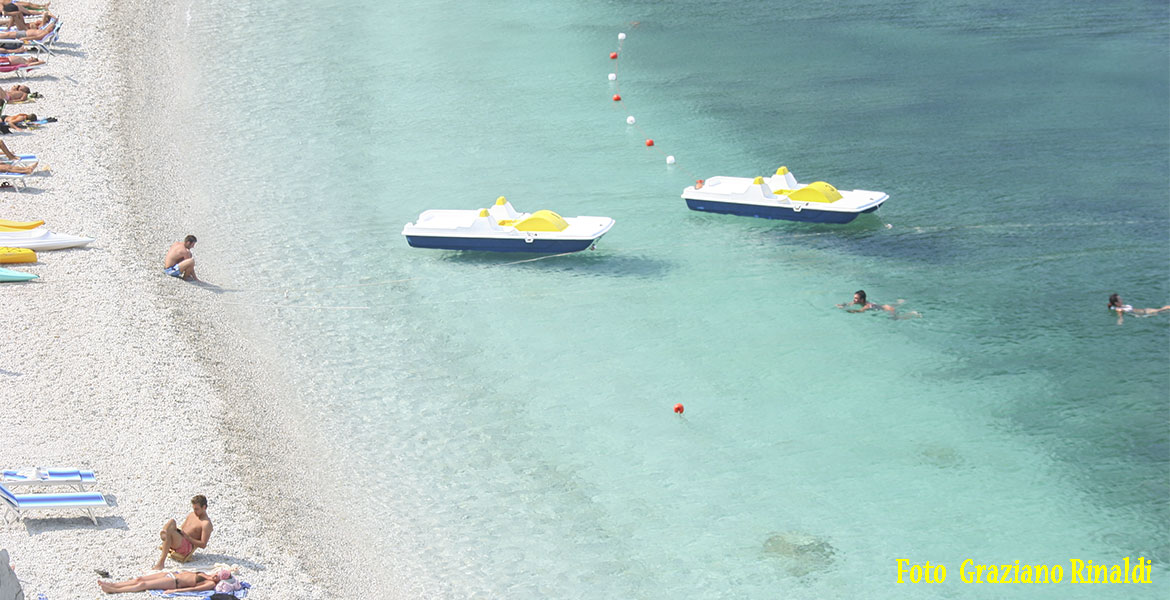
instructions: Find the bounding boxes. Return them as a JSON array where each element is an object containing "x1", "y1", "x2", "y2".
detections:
[{"x1": 147, "y1": 582, "x2": 249, "y2": 598}]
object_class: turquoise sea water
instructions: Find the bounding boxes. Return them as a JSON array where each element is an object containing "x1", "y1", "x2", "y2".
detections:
[{"x1": 182, "y1": 1, "x2": 1167, "y2": 597}]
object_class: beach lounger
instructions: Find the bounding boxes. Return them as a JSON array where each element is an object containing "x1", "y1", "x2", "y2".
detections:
[
  {"x1": 0, "y1": 172, "x2": 29, "y2": 190},
  {"x1": 27, "y1": 20, "x2": 59, "y2": 55},
  {"x1": 0, "y1": 482, "x2": 108, "y2": 525},
  {"x1": 0, "y1": 63, "x2": 39, "y2": 78},
  {"x1": 1, "y1": 468, "x2": 97, "y2": 491}
]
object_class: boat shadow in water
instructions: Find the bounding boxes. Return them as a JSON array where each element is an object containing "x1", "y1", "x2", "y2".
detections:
[{"x1": 438, "y1": 250, "x2": 676, "y2": 279}]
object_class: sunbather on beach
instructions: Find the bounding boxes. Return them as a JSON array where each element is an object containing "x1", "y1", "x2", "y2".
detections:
[
  {"x1": 3, "y1": 112, "x2": 53, "y2": 129},
  {"x1": 0, "y1": 54, "x2": 43, "y2": 67},
  {"x1": 3, "y1": 83, "x2": 36, "y2": 102},
  {"x1": 0, "y1": 11, "x2": 53, "y2": 40},
  {"x1": 163, "y1": 235, "x2": 198, "y2": 281},
  {"x1": 0, "y1": 40, "x2": 29, "y2": 53},
  {"x1": 838, "y1": 290, "x2": 920, "y2": 319},
  {"x1": 98, "y1": 568, "x2": 229, "y2": 594},
  {"x1": 154, "y1": 494, "x2": 212, "y2": 570},
  {"x1": 1108, "y1": 293, "x2": 1170, "y2": 325}
]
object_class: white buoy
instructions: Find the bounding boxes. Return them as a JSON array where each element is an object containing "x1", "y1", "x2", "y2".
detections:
[
  {"x1": 626, "y1": 116, "x2": 636, "y2": 125},
  {"x1": 666, "y1": 155, "x2": 676, "y2": 165},
  {"x1": 608, "y1": 73, "x2": 616, "y2": 81},
  {"x1": 618, "y1": 33, "x2": 626, "y2": 40}
]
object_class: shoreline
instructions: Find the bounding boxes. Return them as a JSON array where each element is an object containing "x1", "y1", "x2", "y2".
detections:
[{"x1": 1, "y1": 0, "x2": 361, "y2": 597}]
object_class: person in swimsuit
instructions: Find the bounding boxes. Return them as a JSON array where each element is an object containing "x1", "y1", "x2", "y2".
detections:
[
  {"x1": 1108, "y1": 293, "x2": 1170, "y2": 325},
  {"x1": 98, "y1": 568, "x2": 229, "y2": 594},
  {"x1": 163, "y1": 235, "x2": 198, "y2": 281},
  {"x1": 3, "y1": 83, "x2": 36, "y2": 102},
  {"x1": 0, "y1": 11, "x2": 53, "y2": 40},
  {"x1": 838, "y1": 290, "x2": 921, "y2": 319},
  {"x1": 154, "y1": 494, "x2": 213, "y2": 570}
]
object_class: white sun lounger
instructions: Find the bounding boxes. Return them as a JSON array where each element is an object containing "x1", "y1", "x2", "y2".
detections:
[
  {"x1": 0, "y1": 172, "x2": 29, "y2": 190},
  {"x1": 0, "y1": 482, "x2": 107, "y2": 525},
  {"x1": 1, "y1": 468, "x2": 97, "y2": 490}
]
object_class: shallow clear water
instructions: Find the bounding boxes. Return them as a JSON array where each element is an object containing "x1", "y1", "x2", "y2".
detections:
[{"x1": 180, "y1": 1, "x2": 1167, "y2": 596}]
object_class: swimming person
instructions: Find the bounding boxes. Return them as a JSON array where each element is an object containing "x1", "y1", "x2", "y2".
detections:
[
  {"x1": 163, "y1": 235, "x2": 198, "y2": 281},
  {"x1": 1107, "y1": 293, "x2": 1170, "y2": 325},
  {"x1": 98, "y1": 569, "x2": 229, "y2": 594},
  {"x1": 838, "y1": 290, "x2": 920, "y2": 319},
  {"x1": 154, "y1": 494, "x2": 213, "y2": 570}
]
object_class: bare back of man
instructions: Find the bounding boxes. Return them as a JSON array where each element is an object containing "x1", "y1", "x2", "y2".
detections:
[{"x1": 163, "y1": 235, "x2": 197, "y2": 280}]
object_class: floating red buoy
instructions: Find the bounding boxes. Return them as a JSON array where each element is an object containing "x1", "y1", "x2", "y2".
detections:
[
  {"x1": 610, "y1": 52, "x2": 618, "y2": 59},
  {"x1": 645, "y1": 139, "x2": 654, "y2": 147},
  {"x1": 673, "y1": 403, "x2": 684, "y2": 414},
  {"x1": 612, "y1": 94, "x2": 621, "y2": 102}
]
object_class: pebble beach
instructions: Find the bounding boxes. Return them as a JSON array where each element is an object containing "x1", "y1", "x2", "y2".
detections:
[
  {"x1": 2, "y1": 1, "x2": 1167, "y2": 599},
  {"x1": 0, "y1": 0, "x2": 364, "y2": 597}
]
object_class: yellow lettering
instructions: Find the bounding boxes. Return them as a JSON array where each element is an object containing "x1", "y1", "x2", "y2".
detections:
[
  {"x1": 1020, "y1": 565, "x2": 1033, "y2": 583},
  {"x1": 1050, "y1": 564, "x2": 1064, "y2": 583},
  {"x1": 897, "y1": 559, "x2": 910, "y2": 583},
  {"x1": 1092, "y1": 563, "x2": 1108, "y2": 582},
  {"x1": 960, "y1": 559, "x2": 975, "y2": 583},
  {"x1": 1109, "y1": 565, "x2": 1122, "y2": 583},
  {"x1": 1070, "y1": 559, "x2": 1085, "y2": 582}
]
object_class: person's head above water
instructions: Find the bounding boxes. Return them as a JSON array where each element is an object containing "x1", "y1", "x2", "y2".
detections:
[
  {"x1": 854, "y1": 290, "x2": 867, "y2": 304},
  {"x1": 1108, "y1": 293, "x2": 1122, "y2": 308}
]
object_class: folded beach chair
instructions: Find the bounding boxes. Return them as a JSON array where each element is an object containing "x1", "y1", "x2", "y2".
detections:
[
  {"x1": 1, "y1": 468, "x2": 97, "y2": 491},
  {"x1": 0, "y1": 482, "x2": 108, "y2": 525}
]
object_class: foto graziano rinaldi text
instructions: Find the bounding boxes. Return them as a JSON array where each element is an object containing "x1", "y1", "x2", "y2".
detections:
[{"x1": 896, "y1": 557, "x2": 1153, "y2": 584}]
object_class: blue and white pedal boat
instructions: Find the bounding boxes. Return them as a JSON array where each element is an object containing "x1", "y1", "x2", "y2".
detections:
[
  {"x1": 403, "y1": 197, "x2": 615, "y2": 253},
  {"x1": 681, "y1": 166, "x2": 888, "y2": 224}
]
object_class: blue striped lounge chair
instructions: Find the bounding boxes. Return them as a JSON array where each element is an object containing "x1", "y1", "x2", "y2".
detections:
[
  {"x1": 1, "y1": 468, "x2": 97, "y2": 491},
  {"x1": 0, "y1": 482, "x2": 107, "y2": 525}
]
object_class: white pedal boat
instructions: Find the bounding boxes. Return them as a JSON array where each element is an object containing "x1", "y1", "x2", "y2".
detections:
[
  {"x1": 681, "y1": 166, "x2": 888, "y2": 223},
  {"x1": 403, "y1": 197, "x2": 615, "y2": 253},
  {"x1": 0, "y1": 227, "x2": 95, "y2": 251}
]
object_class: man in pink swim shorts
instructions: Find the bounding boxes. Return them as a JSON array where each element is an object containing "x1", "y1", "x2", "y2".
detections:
[{"x1": 154, "y1": 495, "x2": 213, "y2": 570}]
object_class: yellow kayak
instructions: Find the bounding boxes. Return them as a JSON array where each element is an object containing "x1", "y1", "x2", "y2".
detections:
[
  {"x1": 0, "y1": 246, "x2": 36, "y2": 264},
  {"x1": 0, "y1": 219, "x2": 45, "y2": 230}
]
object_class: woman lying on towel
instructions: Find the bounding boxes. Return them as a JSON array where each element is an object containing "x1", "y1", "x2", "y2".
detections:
[
  {"x1": 3, "y1": 112, "x2": 55, "y2": 129},
  {"x1": 98, "y1": 569, "x2": 231, "y2": 594},
  {"x1": 2, "y1": 83, "x2": 38, "y2": 102}
]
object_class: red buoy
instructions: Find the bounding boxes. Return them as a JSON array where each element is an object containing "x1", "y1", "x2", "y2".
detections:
[
  {"x1": 673, "y1": 403, "x2": 684, "y2": 414},
  {"x1": 612, "y1": 94, "x2": 621, "y2": 102},
  {"x1": 645, "y1": 139, "x2": 654, "y2": 147},
  {"x1": 610, "y1": 52, "x2": 618, "y2": 59}
]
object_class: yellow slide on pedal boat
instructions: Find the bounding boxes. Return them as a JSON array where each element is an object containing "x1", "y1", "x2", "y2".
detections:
[
  {"x1": 0, "y1": 246, "x2": 36, "y2": 264},
  {"x1": 0, "y1": 218, "x2": 45, "y2": 230}
]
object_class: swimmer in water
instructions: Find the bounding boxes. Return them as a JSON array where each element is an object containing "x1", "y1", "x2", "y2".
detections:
[
  {"x1": 1107, "y1": 293, "x2": 1170, "y2": 325},
  {"x1": 838, "y1": 290, "x2": 920, "y2": 319}
]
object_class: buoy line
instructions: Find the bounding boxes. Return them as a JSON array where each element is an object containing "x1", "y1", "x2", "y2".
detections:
[{"x1": 608, "y1": 32, "x2": 704, "y2": 185}]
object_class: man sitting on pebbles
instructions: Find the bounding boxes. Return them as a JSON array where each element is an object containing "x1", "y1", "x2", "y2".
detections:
[
  {"x1": 163, "y1": 235, "x2": 198, "y2": 280},
  {"x1": 154, "y1": 494, "x2": 213, "y2": 570}
]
